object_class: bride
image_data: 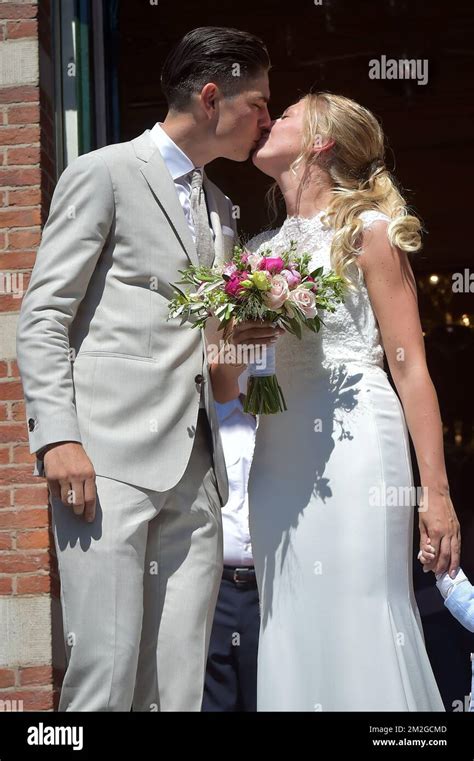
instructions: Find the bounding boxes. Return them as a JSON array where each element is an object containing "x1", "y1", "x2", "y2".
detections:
[{"x1": 210, "y1": 92, "x2": 461, "y2": 711}]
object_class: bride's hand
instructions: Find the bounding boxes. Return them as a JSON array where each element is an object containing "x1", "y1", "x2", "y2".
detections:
[
  {"x1": 209, "y1": 319, "x2": 284, "y2": 403},
  {"x1": 226, "y1": 318, "x2": 284, "y2": 347},
  {"x1": 418, "y1": 492, "x2": 461, "y2": 578}
]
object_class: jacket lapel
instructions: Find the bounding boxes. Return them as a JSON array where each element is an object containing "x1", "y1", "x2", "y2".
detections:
[
  {"x1": 132, "y1": 129, "x2": 199, "y2": 267},
  {"x1": 132, "y1": 129, "x2": 230, "y2": 269}
]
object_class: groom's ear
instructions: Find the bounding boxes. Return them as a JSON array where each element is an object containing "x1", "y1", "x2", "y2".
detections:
[{"x1": 200, "y1": 82, "x2": 220, "y2": 115}]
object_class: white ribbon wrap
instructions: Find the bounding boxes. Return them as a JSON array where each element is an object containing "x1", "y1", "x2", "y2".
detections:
[{"x1": 247, "y1": 343, "x2": 276, "y2": 377}]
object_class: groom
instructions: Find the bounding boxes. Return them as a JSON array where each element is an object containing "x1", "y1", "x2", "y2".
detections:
[{"x1": 16, "y1": 26, "x2": 273, "y2": 711}]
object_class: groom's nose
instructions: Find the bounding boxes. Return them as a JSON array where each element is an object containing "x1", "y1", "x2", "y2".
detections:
[{"x1": 258, "y1": 106, "x2": 272, "y2": 131}]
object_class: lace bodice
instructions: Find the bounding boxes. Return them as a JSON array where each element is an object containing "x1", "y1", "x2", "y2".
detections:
[{"x1": 246, "y1": 209, "x2": 390, "y2": 381}]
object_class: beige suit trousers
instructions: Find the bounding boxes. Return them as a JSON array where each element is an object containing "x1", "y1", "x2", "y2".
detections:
[{"x1": 52, "y1": 410, "x2": 223, "y2": 711}]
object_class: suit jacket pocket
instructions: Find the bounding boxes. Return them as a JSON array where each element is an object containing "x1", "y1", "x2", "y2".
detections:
[{"x1": 77, "y1": 351, "x2": 158, "y2": 363}]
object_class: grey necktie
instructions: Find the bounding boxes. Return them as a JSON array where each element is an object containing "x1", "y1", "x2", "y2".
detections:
[{"x1": 189, "y1": 168, "x2": 215, "y2": 268}]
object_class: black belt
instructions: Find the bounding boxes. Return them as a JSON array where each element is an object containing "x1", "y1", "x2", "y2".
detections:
[{"x1": 222, "y1": 565, "x2": 256, "y2": 585}]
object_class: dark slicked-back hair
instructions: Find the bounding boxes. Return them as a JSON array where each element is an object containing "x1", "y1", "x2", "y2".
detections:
[{"x1": 160, "y1": 26, "x2": 271, "y2": 111}]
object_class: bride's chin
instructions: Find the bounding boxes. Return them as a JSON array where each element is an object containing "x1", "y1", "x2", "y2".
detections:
[{"x1": 251, "y1": 151, "x2": 274, "y2": 176}]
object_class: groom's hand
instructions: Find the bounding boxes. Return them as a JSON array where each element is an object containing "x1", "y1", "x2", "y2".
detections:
[
  {"x1": 43, "y1": 442, "x2": 97, "y2": 522},
  {"x1": 230, "y1": 319, "x2": 284, "y2": 347}
]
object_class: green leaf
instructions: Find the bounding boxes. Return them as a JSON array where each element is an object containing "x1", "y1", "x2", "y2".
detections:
[{"x1": 168, "y1": 282, "x2": 188, "y2": 298}]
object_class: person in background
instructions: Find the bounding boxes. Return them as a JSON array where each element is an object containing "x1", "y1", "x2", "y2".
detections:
[
  {"x1": 419, "y1": 541, "x2": 474, "y2": 712},
  {"x1": 419, "y1": 541, "x2": 474, "y2": 632},
  {"x1": 202, "y1": 367, "x2": 260, "y2": 711}
]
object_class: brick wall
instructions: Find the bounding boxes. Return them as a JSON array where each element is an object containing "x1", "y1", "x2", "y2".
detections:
[{"x1": 0, "y1": 1, "x2": 62, "y2": 711}]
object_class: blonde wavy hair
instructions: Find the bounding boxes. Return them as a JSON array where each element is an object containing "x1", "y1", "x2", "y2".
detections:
[{"x1": 266, "y1": 92, "x2": 422, "y2": 286}]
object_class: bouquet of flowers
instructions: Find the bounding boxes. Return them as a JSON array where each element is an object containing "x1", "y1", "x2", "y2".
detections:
[{"x1": 167, "y1": 241, "x2": 345, "y2": 414}]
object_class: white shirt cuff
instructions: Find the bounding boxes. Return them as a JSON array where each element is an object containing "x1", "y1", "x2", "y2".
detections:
[{"x1": 436, "y1": 568, "x2": 468, "y2": 599}]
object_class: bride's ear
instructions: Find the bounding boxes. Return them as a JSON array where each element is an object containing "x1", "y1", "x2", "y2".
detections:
[{"x1": 313, "y1": 138, "x2": 335, "y2": 154}]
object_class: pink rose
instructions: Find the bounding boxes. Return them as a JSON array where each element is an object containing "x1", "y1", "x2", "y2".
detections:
[
  {"x1": 224, "y1": 270, "x2": 250, "y2": 299},
  {"x1": 288, "y1": 287, "x2": 317, "y2": 318},
  {"x1": 259, "y1": 256, "x2": 285, "y2": 274},
  {"x1": 262, "y1": 274, "x2": 290, "y2": 310},
  {"x1": 281, "y1": 268, "x2": 301, "y2": 288}
]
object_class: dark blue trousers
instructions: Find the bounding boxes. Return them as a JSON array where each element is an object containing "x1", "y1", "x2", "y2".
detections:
[{"x1": 202, "y1": 574, "x2": 260, "y2": 712}]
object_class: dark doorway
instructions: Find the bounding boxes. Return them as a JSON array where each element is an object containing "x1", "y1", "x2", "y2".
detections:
[{"x1": 116, "y1": 0, "x2": 474, "y2": 710}]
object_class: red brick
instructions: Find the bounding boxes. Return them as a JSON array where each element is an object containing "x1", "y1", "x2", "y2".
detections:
[
  {"x1": 7, "y1": 186, "x2": 40, "y2": 205},
  {"x1": 0, "y1": 689, "x2": 54, "y2": 711},
  {"x1": 0, "y1": 669, "x2": 16, "y2": 688},
  {"x1": 10, "y1": 401, "x2": 25, "y2": 421},
  {"x1": 0, "y1": 125, "x2": 40, "y2": 145},
  {"x1": 8, "y1": 360, "x2": 19, "y2": 378},
  {"x1": 0, "y1": 86, "x2": 38, "y2": 104},
  {"x1": 0, "y1": 508, "x2": 49, "y2": 529},
  {"x1": 0, "y1": 381, "x2": 23, "y2": 401},
  {"x1": 0, "y1": 490, "x2": 11, "y2": 508},
  {"x1": 0, "y1": 424, "x2": 28, "y2": 443},
  {"x1": 0, "y1": 231, "x2": 6, "y2": 249},
  {"x1": 16, "y1": 573, "x2": 51, "y2": 595},
  {"x1": 12, "y1": 488, "x2": 49, "y2": 508},
  {"x1": 0, "y1": 552, "x2": 51, "y2": 573},
  {"x1": 7, "y1": 104, "x2": 40, "y2": 125},
  {"x1": 0, "y1": 403, "x2": 8, "y2": 422},
  {"x1": 19, "y1": 666, "x2": 53, "y2": 686},
  {"x1": 0, "y1": 167, "x2": 41, "y2": 187},
  {"x1": 0, "y1": 208, "x2": 41, "y2": 227},
  {"x1": 12, "y1": 445, "x2": 34, "y2": 464},
  {"x1": 6, "y1": 19, "x2": 38, "y2": 40},
  {"x1": 0, "y1": 251, "x2": 36, "y2": 269},
  {"x1": 0, "y1": 466, "x2": 39, "y2": 485},
  {"x1": 17, "y1": 529, "x2": 49, "y2": 550},
  {"x1": 0, "y1": 448, "x2": 9, "y2": 464},
  {"x1": 7, "y1": 228, "x2": 40, "y2": 248},
  {"x1": 0, "y1": 5, "x2": 38, "y2": 20},
  {"x1": 0, "y1": 292, "x2": 28, "y2": 313},
  {"x1": 0, "y1": 362, "x2": 8, "y2": 378},
  {"x1": 7, "y1": 145, "x2": 40, "y2": 165},
  {"x1": 0, "y1": 532, "x2": 13, "y2": 550},
  {"x1": 0, "y1": 577, "x2": 13, "y2": 595}
]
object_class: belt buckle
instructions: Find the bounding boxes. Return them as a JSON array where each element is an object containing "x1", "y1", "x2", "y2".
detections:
[{"x1": 233, "y1": 567, "x2": 249, "y2": 585}]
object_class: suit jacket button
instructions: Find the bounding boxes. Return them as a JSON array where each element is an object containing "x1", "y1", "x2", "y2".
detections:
[
  {"x1": 194, "y1": 374, "x2": 204, "y2": 384},
  {"x1": 28, "y1": 418, "x2": 35, "y2": 432}
]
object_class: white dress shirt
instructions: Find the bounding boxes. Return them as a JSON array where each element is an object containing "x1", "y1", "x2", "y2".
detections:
[
  {"x1": 149, "y1": 122, "x2": 214, "y2": 243},
  {"x1": 149, "y1": 121, "x2": 214, "y2": 408},
  {"x1": 214, "y1": 369, "x2": 258, "y2": 567}
]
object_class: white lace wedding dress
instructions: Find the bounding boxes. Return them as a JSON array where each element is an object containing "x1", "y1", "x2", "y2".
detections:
[{"x1": 245, "y1": 209, "x2": 445, "y2": 711}]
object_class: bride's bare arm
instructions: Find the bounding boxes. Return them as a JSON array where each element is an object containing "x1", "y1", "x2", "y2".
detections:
[{"x1": 358, "y1": 221, "x2": 461, "y2": 578}]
